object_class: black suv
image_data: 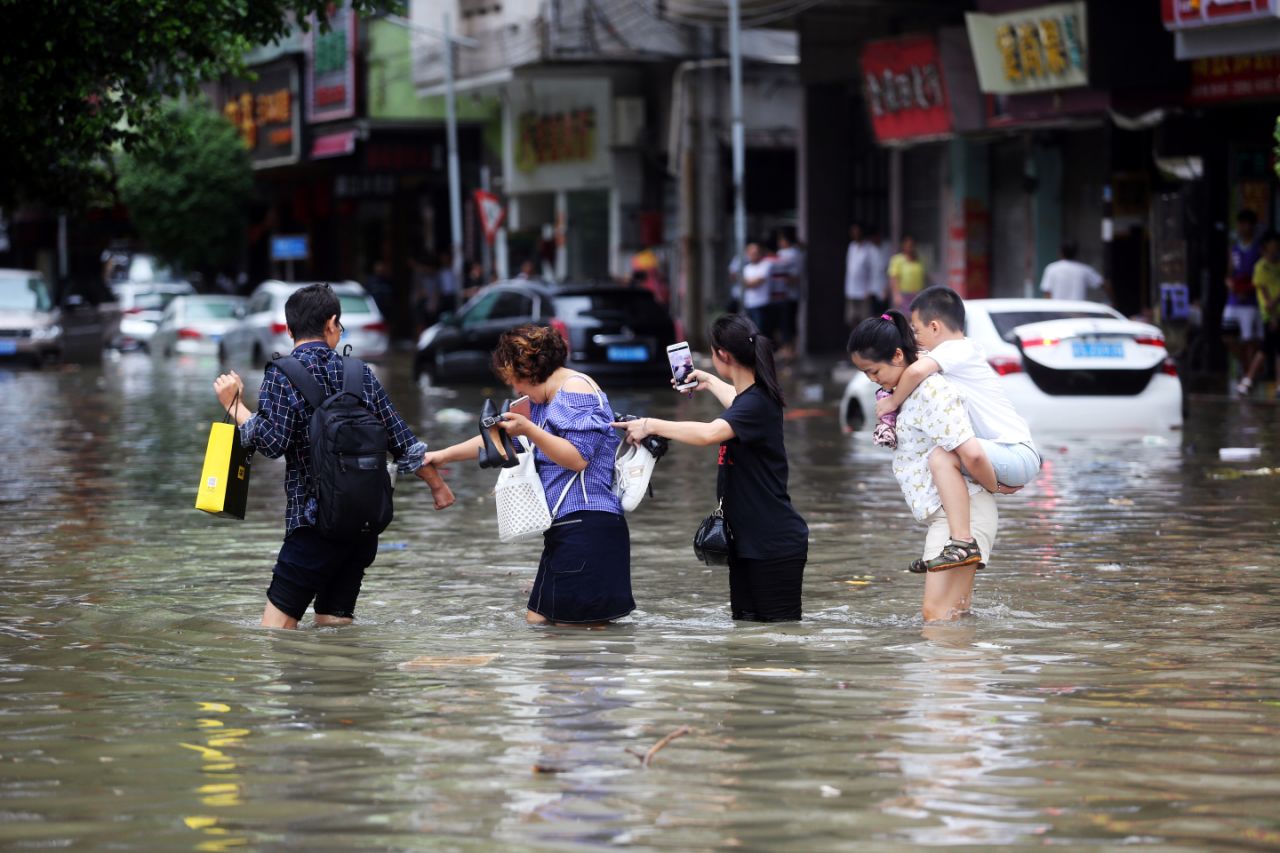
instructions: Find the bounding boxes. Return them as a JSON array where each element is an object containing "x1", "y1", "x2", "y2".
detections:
[{"x1": 414, "y1": 280, "x2": 676, "y2": 385}]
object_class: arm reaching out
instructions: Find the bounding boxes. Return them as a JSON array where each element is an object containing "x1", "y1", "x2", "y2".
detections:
[{"x1": 875, "y1": 358, "x2": 940, "y2": 417}]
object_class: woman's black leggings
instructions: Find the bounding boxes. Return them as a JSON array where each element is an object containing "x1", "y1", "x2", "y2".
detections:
[{"x1": 727, "y1": 550, "x2": 806, "y2": 622}]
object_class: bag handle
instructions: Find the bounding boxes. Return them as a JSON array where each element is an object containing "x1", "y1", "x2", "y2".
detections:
[{"x1": 222, "y1": 389, "x2": 241, "y2": 425}]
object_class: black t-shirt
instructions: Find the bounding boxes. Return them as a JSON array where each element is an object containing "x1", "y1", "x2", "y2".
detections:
[{"x1": 716, "y1": 385, "x2": 809, "y2": 560}]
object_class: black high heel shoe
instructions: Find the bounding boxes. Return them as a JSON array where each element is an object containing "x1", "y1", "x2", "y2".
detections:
[
  {"x1": 477, "y1": 399, "x2": 506, "y2": 469},
  {"x1": 496, "y1": 399, "x2": 522, "y2": 466}
]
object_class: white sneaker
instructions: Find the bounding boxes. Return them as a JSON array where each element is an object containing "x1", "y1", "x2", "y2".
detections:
[{"x1": 613, "y1": 443, "x2": 658, "y2": 512}]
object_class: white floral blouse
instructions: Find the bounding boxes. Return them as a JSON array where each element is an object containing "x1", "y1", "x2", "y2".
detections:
[{"x1": 891, "y1": 374, "x2": 983, "y2": 521}]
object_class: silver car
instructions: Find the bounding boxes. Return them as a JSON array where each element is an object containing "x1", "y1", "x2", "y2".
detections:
[
  {"x1": 110, "y1": 281, "x2": 196, "y2": 351},
  {"x1": 151, "y1": 294, "x2": 246, "y2": 357},
  {"x1": 0, "y1": 269, "x2": 62, "y2": 365},
  {"x1": 219, "y1": 280, "x2": 389, "y2": 368}
]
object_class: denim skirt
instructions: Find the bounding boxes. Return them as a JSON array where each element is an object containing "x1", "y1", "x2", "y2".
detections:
[{"x1": 528, "y1": 511, "x2": 634, "y2": 624}]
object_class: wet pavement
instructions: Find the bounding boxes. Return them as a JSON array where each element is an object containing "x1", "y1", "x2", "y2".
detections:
[{"x1": 1, "y1": 351, "x2": 1278, "y2": 850}]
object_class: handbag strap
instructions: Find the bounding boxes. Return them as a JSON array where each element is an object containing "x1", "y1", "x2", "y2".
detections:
[{"x1": 222, "y1": 389, "x2": 241, "y2": 425}]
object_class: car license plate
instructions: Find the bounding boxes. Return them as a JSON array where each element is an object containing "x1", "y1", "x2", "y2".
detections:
[
  {"x1": 0, "y1": 341, "x2": 16, "y2": 355},
  {"x1": 607, "y1": 345, "x2": 648, "y2": 362},
  {"x1": 209, "y1": 334, "x2": 222, "y2": 342},
  {"x1": 1072, "y1": 341, "x2": 1123, "y2": 358}
]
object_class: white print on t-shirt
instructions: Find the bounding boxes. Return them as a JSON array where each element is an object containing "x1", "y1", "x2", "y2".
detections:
[
  {"x1": 922, "y1": 338, "x2": 1033, "y2": 445},
  {"x1": 892, "y1": 375, "x2": 984, "y2": 521}
]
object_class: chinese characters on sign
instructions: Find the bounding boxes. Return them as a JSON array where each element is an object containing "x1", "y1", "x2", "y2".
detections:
[
  {"x1": 860, "y1": 36, "x2": 952, "y2": 143},
  {"x1": 1162, "y1": 0, "x2": 1277, "y2": 29},
  {"x1": 966, "y1": 2, "x2": 1089, "y2": 94},
  {"x1": 515, "y1": 108, "x2": 597, "y2": 173},
  {"x1": 221, "y1": 63, "x2": 300, "y2": 168},
  {"x1": 306, "y1": 1, "x2": 356, "y2": 123},
  {"x1": 1189, "y1": 52, "x2": 1280, "y2": 101}
]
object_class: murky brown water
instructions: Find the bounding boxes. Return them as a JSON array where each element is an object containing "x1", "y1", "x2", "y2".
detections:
[{"x1": 2, "y1": 352, "x2": 1278, "y2": 850}]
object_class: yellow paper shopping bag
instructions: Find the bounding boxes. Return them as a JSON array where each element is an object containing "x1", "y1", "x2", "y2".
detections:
[{"x1": 195, "y1": 420, "x2": 252, "y2": 519}]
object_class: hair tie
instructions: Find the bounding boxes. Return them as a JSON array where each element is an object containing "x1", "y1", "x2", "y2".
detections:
[
  {"x1": 881, "y1": 313, "x2": 893, "y2": 321},
  {"x1": 748, "y1": 335, "x2": 755, "y2": 343}
]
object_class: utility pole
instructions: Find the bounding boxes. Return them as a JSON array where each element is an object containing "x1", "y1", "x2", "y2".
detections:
[{"x1": 728, "y1": 0, "x2": 746, "y2": 286}]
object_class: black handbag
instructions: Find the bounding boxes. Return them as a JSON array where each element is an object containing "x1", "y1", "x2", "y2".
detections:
[{"x1": 693, "y1": 498, "x2": 734, "y2": 566}]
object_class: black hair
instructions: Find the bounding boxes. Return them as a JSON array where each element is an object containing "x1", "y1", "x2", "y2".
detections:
[
  {"x1": 847, "y1": 309, "x2": 918, "y2": 366},
  {"x1": 1061, "y1": 240, "x2": 1079, "y2": 260},
  {"x1": 910, "y1": 285, "x2": 965, "y2": 332},
  {"x1": 1237, "y1": 209, "x2": 1259, "y2": 225},
  {"x1": 709, "y1": 313, "x2": 785, "y2": 407},
  {"x1": 285, "y1": 283, "x2": 341, "y2": 340}
]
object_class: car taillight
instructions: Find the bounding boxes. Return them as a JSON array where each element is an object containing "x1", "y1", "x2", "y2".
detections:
[
  {"x1": 549, "y1": 318, "x2": 570, "y2": 346},
  {"x1": 1162, "y1": 357, "x2": 1178, "y2": 376},
  {"x1": 1133, "y1": 335, "x2": 1165, "y2": 348},
  {"x1": 1021, "y1": 336, "x2": 1059, "y2": 347},
  {"x1": 988, "y1": 356, "x2": 1023, "y2": 375},
  {"x1": 271, "y1": 322, "x2": 288, "y2": 335},
  {"x1": 124, "y1": 307, "x2": 144, "y2": 315},
  {"x1": 362, "y1": 321, "x2": 387, "y2": 333},
  {"x1": 177, "y1": 328, "x2": 203, "y2": 340}
]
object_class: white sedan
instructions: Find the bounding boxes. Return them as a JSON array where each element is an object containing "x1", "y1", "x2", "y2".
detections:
[
  {"x1": 219, "y1": 280, "x2": 388, "y2": 368},
  {"x1": 840, "y1": 299, "x2": 1183, "y2": 436},
  {"x1": 151, "y1": 294, "x2": 245, "y2": 357}
]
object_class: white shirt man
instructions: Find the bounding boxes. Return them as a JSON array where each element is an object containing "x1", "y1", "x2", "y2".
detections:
[
  {"x1": 845, "y1": 234, "x2": 872, "y2": 302},
  {"x1": 1040, "y1": 244, "x2": 1103, "y2": 301},
  {"x1": 867, "y1": 235, "x2": 890, "y2": 303}
]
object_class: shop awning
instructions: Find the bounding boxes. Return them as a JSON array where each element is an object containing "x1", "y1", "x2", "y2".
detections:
[{"x1": 311, "y1": 130, "x2": 358, "y2": 160}]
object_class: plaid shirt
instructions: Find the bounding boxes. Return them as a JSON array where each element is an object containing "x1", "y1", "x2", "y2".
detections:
[{"x1": 239, "y1": 342, "x2": 427, "y2": 534}]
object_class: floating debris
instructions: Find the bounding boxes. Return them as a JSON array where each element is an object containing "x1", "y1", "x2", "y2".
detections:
[{"x1": 399, "y1": 654, "x2": 497, "y2": 670}]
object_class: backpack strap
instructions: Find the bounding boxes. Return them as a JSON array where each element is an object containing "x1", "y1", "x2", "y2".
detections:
[
  {"x1": 341, "y1": 355, "x2": 365, "y2": 399},
  {"x1": 271, "y1": 355, "x2": 327, "y2": 409}
]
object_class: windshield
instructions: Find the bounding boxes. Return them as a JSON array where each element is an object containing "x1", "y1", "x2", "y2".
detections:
[
  {"x1": 0, "y1": 275, "x2": 53, "y2": 312},
  {"x1": 987, "y1": 308, "x2": 1119, "y2": 339},
  {"x1": 186, "y1": 300, "x2": 240, "y2": 320},
  {"x1": 135, "y1": 290, "x2": 186, "y2": 312},
  {"x1": 339, "y1": 294, "x2": 372, "y2": 315}
]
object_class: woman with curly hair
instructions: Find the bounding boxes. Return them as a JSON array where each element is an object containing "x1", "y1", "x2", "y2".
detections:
[{"x1": 421, "y1": 324, "x2": 633, "y2": 626}]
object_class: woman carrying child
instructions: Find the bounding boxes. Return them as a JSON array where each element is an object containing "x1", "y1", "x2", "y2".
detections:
[
  {"x1": 848, "y1": 311, "x2": 998, "y2": 622},
  {"x1": 421, "y1": 324, "x2": 633, "y2": 627},
  {"x1": 614, "y1": 315, "x2": 809, "y2": 622}
]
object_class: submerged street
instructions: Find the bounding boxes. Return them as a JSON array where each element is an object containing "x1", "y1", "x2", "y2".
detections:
[{"x1": 1, "y1": 353, "x2": 1278, "y2": 849}]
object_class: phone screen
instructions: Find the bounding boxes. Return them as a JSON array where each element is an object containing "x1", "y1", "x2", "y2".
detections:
[{"x1": 667, "y1": 343, "x2": 696, "y2": 389}]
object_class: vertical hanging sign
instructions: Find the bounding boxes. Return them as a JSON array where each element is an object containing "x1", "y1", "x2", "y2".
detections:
[{"x1": 306, "y1": 2, "x2": 357, "y2": 123}]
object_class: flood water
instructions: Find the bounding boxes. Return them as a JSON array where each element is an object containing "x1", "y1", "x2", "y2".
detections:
[{"x1": 2, "y1": 352, "x2": 1278, "y2": 850}]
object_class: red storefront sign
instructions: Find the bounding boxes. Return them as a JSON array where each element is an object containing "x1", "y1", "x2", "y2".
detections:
[
  {"x1": 1162, "y1": 0, "x2": 1278, "y2": 29},
  {"x1": 861, "y1": 36, "x2": 952, "y2": 143},
  {"x1": 1189, "y1": 52, "x2": 1280, "y2": 101}
]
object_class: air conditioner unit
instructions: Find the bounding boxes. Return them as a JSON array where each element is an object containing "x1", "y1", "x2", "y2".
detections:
[{"x1": 612, "y1": 97, "x2": 645, "y2": 147}]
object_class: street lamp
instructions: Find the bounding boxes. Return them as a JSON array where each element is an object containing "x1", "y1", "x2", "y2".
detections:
[{"x1": 380, "y1": 13, "x2": 479, "y2": 279}]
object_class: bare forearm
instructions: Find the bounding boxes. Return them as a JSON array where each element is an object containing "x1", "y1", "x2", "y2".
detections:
[
  {"x1": 890, "y1": 360, "x2": 936, "y2": 407},
  {"x1": 416, "y1": 463, "x2": 446, "y2": 488},
  {"x1": 646, "y1": 418, "x2": 727, "y2": 447},
  {"x1": 431, "y1": 435, "x2": 484, "y2": 465},
  {"x1": 527, "y1": 426, "x2": 587, "y2": 471},
  {"x1": 704, "y1": 375, "x2": 737, "y2": 408}
]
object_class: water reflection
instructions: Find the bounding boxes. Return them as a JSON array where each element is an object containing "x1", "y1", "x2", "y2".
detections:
[{"x1": 0, "y1": 353, "x2": 1278, "y2": 849}]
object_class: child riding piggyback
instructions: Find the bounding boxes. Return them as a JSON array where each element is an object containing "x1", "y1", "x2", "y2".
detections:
[{"x1": 874, "y1": 286, "x2": 1041, "y2": 573}]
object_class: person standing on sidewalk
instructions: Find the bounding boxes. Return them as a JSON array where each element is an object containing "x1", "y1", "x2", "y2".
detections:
[
  {"x1": 888, "y1": 235, "x2": 927, "y2": 313},
  {"x1": 1040, "y1": 241, "x2": 1106, "y2": 302},
  {"x1": 845, "y1": 223, "x2": 873, "y2": 330},
  {"x1": 1224, "y1": 209, "x2": 1264, "y2": 396}
]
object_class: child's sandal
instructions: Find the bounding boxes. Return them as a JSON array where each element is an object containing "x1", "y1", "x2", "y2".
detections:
[{"x1": 921, "y1": 539, "x2": 982, "y2": 573}]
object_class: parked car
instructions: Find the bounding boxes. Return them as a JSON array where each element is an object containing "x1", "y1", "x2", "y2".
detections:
[
  {"x1": 151, "y1": 294, "x2": 246, "y2": 357},
  {"x1": 110, "y1": 281, "x2": 196, "y2": 351},
  {"x1": 414, "y1": 280, "x2": 676, "y2": 384},
  {"x1": 840, "y1": 298, "x2": 1182, "y2": 435},
  {"x1": 0, "y1": 269, "x2": 62, "y2": 365},
  {"x1": 219, "y1": 280, "x2": 388, "y2": 367}
]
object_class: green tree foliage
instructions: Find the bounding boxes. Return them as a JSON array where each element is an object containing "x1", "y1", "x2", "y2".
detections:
[
  {"x1": 116, "y1": 101, "x2": 252, "y2": 277},
  {"x1": 0, "y1": 0, "x2": 385, "y2": 209}
]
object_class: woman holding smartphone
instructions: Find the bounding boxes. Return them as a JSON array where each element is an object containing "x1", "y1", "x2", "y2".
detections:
[
  {"x1": 421, "y1": 324, "x2": 633, "y2": 627},
  {"x1": 614, "y1": 314, "x2": 809, "y2": 622}
]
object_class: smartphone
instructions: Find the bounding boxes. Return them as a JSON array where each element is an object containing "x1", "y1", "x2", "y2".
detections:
[
  {"x1": 508, "y1": 395, "x2": 531, "y2": 418},
  {"x1": 666, "y1": 341, "x2": 697, "y2": 391}
]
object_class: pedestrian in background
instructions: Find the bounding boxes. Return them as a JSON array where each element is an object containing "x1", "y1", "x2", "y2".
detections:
[
  {"x1": 844, "y1": 222, "x2": 873, "y2": 330},
  {"x1": 1224, "y1": 209, "x2": 1264, "y2": 396},
  {"x1": 1040, "y1": 241, "x2": 1105, "y2": 302},
  {"x1": 740, "y1": 241, "x2": 773, "y2": 339},
  {"x1": 462, "y1": 258, "x2": 486, "y2": 302},
  {"x1": 888, "y1": 234, "x2": 927, "y2": 312},
  {"x1": 867, "y1": 226, "x2": 891, "y2": 316},
  {"x1": 773, "y1": 227, "x2": 804, "y2": 359},
  {"x1": 437, "y1": 250, "x2": 459, "y2": 318},
  {"x1": 1241, "y1": 231, "x2": 1280, "y2": 398},
  {"x1": 614, "y1": 314, "x2": 809, "y2": 622},
  {"x1": 213, "y1": 283, "x2": 455, "y2": 629}
]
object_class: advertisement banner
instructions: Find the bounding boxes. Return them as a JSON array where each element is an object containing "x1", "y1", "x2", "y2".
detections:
[
  {"x1": 860, "y1": 35, "x2": 952, "y2": 143},
  {"x1": 1162, "y1": 0, "x2": 1278, "y2": 29},
  {"x1": 1189, "y1": 52, "x2": 1280, "y2": 102},
  {"x1": 965, "y1": 2, "x2": 1088, "y2": 94},
  {"x1": 221, "y1": 61, "x2": 301, "y2": 169},
  {"x1": 306, "y1": 2, "x2": 357, "y2": 123},
  {"x1": 503, "y1": 78, "x2": 612, "y2": 195}
]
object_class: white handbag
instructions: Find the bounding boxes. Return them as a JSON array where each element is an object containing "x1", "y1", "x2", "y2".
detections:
[{"x1": 494, "y1": 436, "x2": 582, "y2": 543}]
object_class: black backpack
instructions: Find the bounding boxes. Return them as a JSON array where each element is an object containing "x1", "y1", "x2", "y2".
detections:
[{"x1": 271, "y1": 354, "x2": 394, "y2": 539}]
